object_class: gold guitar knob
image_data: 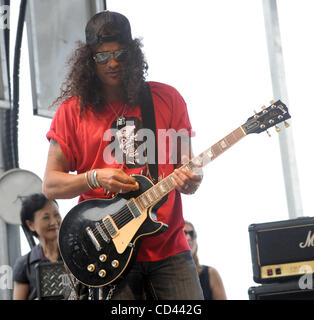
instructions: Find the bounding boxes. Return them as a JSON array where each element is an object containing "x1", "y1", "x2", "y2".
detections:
[
  {"x1": 111, "y1": 260, "x2": 119, "y2": 268},
  {"x1": 87, "y1": 264, "x2": 95, "y2": 272},
  {"x1": 98, "y1": 269, "x2": 106, "y2": 278},
  {"x1": 99, "y1": 254, "x2": 107, "y2": 262}
]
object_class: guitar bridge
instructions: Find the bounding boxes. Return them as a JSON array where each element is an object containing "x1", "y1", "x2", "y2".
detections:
[{"x1": 86, "y1": 227, "x2": 101, "y2": 251}]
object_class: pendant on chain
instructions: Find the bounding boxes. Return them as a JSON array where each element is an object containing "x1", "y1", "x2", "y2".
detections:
[{"x1": 116, "y1": 117, "x2": 126, "y2": 126}]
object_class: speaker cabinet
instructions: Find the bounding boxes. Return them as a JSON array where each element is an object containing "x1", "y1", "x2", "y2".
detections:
[{"x1": 249, "y1": 217, "x2": 314, "y2": 283}]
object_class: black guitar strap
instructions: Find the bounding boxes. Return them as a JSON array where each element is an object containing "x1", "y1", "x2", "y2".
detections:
[{"x1": 139, "y1": 82, "x2": 159, "y2": 184}]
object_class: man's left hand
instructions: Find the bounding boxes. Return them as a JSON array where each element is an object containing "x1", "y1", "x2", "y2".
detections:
[{"x1": 172, "y1": 167, "x2": 203, "y2": 195}]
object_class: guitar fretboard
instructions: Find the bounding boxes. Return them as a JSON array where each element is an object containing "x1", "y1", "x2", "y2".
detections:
[{"x1": 134, "y1": 126, "x2": 246, "y2": 211}]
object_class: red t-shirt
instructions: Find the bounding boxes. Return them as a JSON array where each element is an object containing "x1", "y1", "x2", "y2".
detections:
[{"x1": 47, "y1": 81, "x2": 192, "y2": 261}]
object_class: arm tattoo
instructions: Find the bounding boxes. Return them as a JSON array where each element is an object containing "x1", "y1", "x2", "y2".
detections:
[
  {"x1": 48, "y1": 139, "x2": 61, "y2": 158},
  {"x1": 50, "y1": 139, "x2": 59, "y2": 146}
]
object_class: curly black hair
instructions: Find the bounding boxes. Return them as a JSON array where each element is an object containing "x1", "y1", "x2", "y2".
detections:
[
  {"x1": 51, "y1": 38, "x2": 148, "y2": 115},
  {"x1": 20, "y1": 193, "x2": 58, "y2": 238}
]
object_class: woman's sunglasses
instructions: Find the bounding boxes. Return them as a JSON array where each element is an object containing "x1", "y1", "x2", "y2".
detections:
[
  {"x1": 93, "y1": 49, "x2": 128, "y2": 64},
  {"x1": 184, "y1": 230, "x2": 196, "y2": 239}
]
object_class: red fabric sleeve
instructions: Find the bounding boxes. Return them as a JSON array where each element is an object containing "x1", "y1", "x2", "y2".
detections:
[
  {"x1": 169, "y1": 86, "x2": 193, "y2": 136},
  {"x1": 46, "y1": 98, "x2": 79, "y2": 172}
]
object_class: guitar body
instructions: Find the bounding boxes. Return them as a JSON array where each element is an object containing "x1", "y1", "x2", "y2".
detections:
[{"x1": 58, "y1": 175, "x2": 168, "y2": 287}]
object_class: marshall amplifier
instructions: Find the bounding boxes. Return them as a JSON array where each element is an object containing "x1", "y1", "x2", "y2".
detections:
[
  {"x1": 248, "y1": 279, "x2": 314, "y2": 300},
  {"x1": 249, "y1": 217, "x2": 314, "y2": 283}
]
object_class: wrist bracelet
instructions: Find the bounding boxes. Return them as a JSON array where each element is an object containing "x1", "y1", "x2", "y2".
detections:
[
  {"x1": 90, "y1": 169, "x2": 98, "y2": 189},
  {"x1": 84, "y1": 172, "x2": 93, "y2": 190},
  {"x1": 93, "y1": 169, "x2": 101, "y2": 188}
]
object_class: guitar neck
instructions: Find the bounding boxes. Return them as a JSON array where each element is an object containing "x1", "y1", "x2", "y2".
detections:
[
  {"x1": 188, "y1": 126, "x2": 247, "y2": 167},
  {"x1": 135, "y1": 126, "x2": 247, "y2": 211}
]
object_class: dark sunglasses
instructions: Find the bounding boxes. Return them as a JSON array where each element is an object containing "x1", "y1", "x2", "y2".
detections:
[
  {"x1": 184, "y1": 230, "x2": 196, "y2": 239},
  {"x1": 93, "y1": 49, "x2": 128, "y2": 64}
]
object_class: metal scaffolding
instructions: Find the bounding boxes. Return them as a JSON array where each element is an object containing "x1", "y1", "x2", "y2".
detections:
[{"x1": 262, "y1": 0, "x2": 303, "y2": 219}]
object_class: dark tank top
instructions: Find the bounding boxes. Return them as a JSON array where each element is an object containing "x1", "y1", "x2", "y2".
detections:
[{"x1": 199, "y1": 265, "x2": 213, "y2": 300}]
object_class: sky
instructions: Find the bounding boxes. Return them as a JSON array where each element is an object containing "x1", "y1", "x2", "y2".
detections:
[{"x1": 6, "y1": 0, "x2": 314, "y2": 300}]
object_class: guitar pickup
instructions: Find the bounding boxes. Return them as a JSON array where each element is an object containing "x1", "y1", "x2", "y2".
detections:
[
  {"x1": 127, "y1": 199, "x2": 141, "y2": 218},
  {"x1": 102, "y1": 216, "x2": 119, "y2": 238},
  {"x1": 95, "y1": 222, "x2": 110, "y2": 243}
]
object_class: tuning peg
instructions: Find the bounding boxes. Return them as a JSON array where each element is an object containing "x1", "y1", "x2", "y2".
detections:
[
  {"x1": 270, "y1": 100, "x2": 275, "y2": 105},
  {"x1": 266, "y1": 130, "x2": 271, "y2": 137},
  {"x1": 275, "y1": 125, "x2": 281, "y2": 132},
  {"x1": 284, "y1": 121, "x2": 290, "y2": 128},
  {"x1": 254, "y1": 110, "x2": 258, "y2": 114},
  {"x1": 261, "y1": 105, "x2": 266, "y2": 110}
]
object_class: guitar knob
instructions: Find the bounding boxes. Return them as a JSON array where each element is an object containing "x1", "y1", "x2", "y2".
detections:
[
  {"x1": 87, "y1": 264, "x2": 95, "y2": 272},
  {"x1": 111, "y1": 260, "x2": 119, "y2": 268},
  {"x1": 99, "y1": 254, "x2": 107, "y2": 262},
  {"x1": 98, "y1": 269, "x2": 106, "y2": 278}
]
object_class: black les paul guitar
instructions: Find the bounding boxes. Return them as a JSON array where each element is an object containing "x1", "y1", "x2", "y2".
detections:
[{"x1": 58, "y1": 100, "x2": 291, "y2": 287}]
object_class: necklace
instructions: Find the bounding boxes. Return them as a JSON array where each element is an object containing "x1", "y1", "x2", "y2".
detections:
[{"x1": 107, "y1": 102, "x2": 127, "y2": 127}]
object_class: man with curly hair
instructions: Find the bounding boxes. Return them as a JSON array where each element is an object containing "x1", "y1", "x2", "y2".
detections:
[{"x1": 43, "y1": 10, "x2": 203, "y2": 300}]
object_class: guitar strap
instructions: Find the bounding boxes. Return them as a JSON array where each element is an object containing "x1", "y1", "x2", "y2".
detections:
[{"x1": 139, "y1": 82, "x2": 159, "y2": 184}]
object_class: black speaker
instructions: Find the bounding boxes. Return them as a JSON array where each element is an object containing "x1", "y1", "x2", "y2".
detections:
[
  {"x1": 249, "y1": 217, "x2": 314, "y2": 283},
  {"x1": 248, "y1": 279, "x2": 314, "y2": 300}
]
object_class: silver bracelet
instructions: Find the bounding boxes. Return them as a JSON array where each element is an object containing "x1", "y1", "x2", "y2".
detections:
[
  {"x1": 93, "y1": 169, "x2": 101, "y2": 188},
  {"x1": 84, "y1": 172, "x2": 93, "y2": 190}
]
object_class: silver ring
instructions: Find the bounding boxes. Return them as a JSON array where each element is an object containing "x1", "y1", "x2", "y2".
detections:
[
  {"x1": 119, "y1": 188, "x2": 123, "y2": 193},
  {"x1": 184, "y1": 184, "x2": 190, "y2": 190}
]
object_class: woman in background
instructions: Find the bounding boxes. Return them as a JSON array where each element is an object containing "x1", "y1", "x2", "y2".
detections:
[
  {"x1": 184, "y1": 220, "x2": 227, "y2": 300},
  {"x1": 13, "y1": 193, "x2": 62, "y2": 300}
]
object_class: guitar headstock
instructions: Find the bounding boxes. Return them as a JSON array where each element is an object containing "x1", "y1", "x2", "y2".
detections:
[{"x1": 242, "y1": 100, "x2": 291, "y2": 135}]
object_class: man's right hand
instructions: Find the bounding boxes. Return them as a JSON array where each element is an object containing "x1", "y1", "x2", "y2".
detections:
[{"x1": 95, "y1": 168, "x2": 139, "y2": 194}]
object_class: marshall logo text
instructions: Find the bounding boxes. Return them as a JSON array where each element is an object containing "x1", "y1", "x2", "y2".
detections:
[{"x1": 299, "y1": 230, "x2": 314, "y2": 248}]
